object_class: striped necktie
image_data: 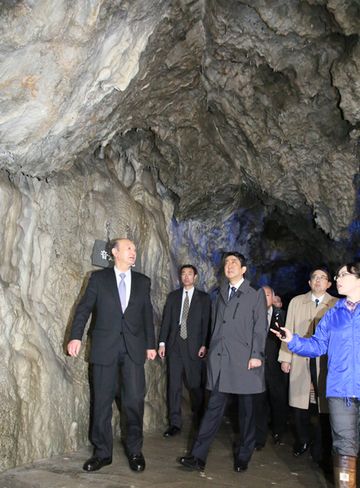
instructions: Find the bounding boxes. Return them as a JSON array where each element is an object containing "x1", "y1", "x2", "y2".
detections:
[{"x1": 180, "y1": 291, "x2": 189, "y2": 339}]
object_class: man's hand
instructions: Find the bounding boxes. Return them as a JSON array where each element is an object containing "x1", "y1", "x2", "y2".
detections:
[
  {"x1": 158, "y1": 345, "x2": 166, "y2": 359},
  {"x1": 198, "y1": 346, "x2": 207, "y2": 358},
  {"x1": 67, "y1": 339, "x2": 82, "y2": 357},
  {"x1": 147, "y1": 349, "x2": 157, "y2": 360},
  {"x1": 248, "y1": 358, "x2": 262, "y2": 370},
  {"x1": 281, "y1": 362, "x2": 291, "y2": 373}
]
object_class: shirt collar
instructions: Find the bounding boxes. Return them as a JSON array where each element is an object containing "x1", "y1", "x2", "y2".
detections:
[
  {"x1": 311, "y1": 293, "x2": 325, "y2": 304},
  {"x1": 345, "y1": 299, "x2": 360, "y2": 312},
  {"x1": 114, "y1": 266, "x2": 131, "y2": 278},
  {"x1": 183, "y1": 286, "x2": 195, "y2": 299},
  {"x1": 229, "y1": 278, "x2": 244, "y2": 291}
]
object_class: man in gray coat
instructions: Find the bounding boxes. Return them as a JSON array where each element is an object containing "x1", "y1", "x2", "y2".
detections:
[{"x1": 178, "y1": 252, "x2": 267, "y2": 473}]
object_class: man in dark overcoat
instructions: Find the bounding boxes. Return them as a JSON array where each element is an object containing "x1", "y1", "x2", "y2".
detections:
[{"x1": 179, "y1": 252, "x2": 267, "y2": 472}]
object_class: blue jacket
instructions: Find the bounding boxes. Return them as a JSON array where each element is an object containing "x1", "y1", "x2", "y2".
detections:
[{"x1": 288, "y1": 299, "x2": 360, "y2": 398}]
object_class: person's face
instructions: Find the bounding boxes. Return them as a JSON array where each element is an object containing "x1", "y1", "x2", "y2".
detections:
[
  {"x1": 262, "y1": 287, "x2": 274, "y2": 308},
  {"x1": 112, "y1": 239, "x2": 136, "y2": 269},
  {"x1": 181, "y1": 267, "x2": 197, "y2": 289},
  {"x1": 224, "y1": 256, "x2": 246, "y2": 283},
  {"x1": 308, "y1": 269, "x2": 331, "y2": 296},
  {"x1": 335, "y1": 266, "x2": 360, "y2": 297},
  {"x1": 273, "y1": 295, "x2": 282, "y2": 308}
]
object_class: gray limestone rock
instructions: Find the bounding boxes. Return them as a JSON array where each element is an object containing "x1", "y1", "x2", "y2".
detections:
[{"x1": 0, "y1": 0, "x2": 359, "y2": 471}]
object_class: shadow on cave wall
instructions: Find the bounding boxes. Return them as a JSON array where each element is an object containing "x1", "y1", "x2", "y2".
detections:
[{"x1": 170, "y1": 184, "x2": 360, "y2": 309}]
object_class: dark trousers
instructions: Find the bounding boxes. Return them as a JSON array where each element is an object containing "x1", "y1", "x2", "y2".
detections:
[
  {"x1": 255, "y1": 365, "x2": 289, "y2": 445},
  {"x1": 328, "y1": 397, "x2": 360, "y2": 456},
  {"x1": 90, "y1": 351, "x2": 145, "y2": 459},
  {"x1": 191, "y1": 382, "x2": 256, "y2": 464},
  {"x1": 167, "y1": 337, "x2": 203, "y2": 428},
  {"x1": 293, "y1": 405, "x2": 332, "y2": 462}
]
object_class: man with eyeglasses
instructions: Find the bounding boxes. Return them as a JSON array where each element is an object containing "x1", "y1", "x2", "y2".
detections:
[{"x1": 278, "y1": 267, "x2": 337, "y2": 468}]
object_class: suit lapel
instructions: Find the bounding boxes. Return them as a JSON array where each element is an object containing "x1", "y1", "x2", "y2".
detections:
[
  {"x1": 107, "y1": 268, "x2": 122, "y2": 309},
  {"x1": 174, "y1": 288, "x2": 183, "y2": 321},
  {"x1": 127, "y1": 270, "x2": 139, "y2": 310},
  {"x1": 220, "y1": 281, "x2": 229, "y2": 303},
  {"x1": 189, "y1": 288, "x2": 199, "y2": 309}
]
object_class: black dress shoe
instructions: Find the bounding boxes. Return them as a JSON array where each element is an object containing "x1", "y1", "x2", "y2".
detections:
[
  {"x1": 163, "y1": 426, "x2": 181, "y2": 438},
  {"x1": 293, "y1": 442, "x2": 310, "y2": 457},
  {"x1": 128, "y1": 453, "x2": 145, "y2": 472},
  {"x1": 272, "y1": 433, "x2": 281, "y2": 445},
  {"x1": 82, "y1": 456, "x2": 112, "y2": 472},
  {"x1": 178, "y1": 455, "x2": 205, "y2": 471},
  {"x1": 234, "y1": 460, "x2": 248, "y2": 472}
]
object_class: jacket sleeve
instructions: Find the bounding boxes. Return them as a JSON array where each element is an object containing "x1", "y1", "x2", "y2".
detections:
[
  {"x1": 144, "y1": 278, "x2": 156, "y2": 349},
  {"x1": 251, "y1": 288, "x2": 267, "y2": 360},
  {"x1": 288, "y1": 310, "x2": 331, "y2": 358},
  {"x1": 158, "y1": 293, "x2": 172, "y2": 344},
  {"x1": 278, "y1": 297, "x2": 295, "y2": 363},
  {"x1": 69, "y1": 272, "x2": 97, "y2": 341},
  {"x1": 201, "y1": 293, "x2": 211, "y2": 347}
]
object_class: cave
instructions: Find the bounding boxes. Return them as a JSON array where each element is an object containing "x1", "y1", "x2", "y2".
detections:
[{"x1": 0, "y1": 0, "x2": 359, "y2": 471}]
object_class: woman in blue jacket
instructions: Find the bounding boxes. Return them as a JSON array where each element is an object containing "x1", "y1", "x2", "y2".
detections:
[{"x1": 272, "y1": 261, "x2": 360, "y2": 488}]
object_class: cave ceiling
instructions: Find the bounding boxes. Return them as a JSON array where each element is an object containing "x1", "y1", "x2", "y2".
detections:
[{"x1": 0, "y1": 0, "x2": 359, "y2": 245}]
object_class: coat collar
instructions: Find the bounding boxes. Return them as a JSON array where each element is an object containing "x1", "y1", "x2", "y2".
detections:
[
  {"x1": 219, "y1": 278, "x2": 250, "y2": 302},
  {"x1": 301, "y1": 291, "x2": 336, "y2": 307}
]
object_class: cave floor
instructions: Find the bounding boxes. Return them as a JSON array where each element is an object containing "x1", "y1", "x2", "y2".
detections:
[{"x1": 0, "y1": 419, "x2": 332, "y2": 488}]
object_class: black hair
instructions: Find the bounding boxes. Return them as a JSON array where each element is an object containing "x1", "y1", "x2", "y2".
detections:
[
  {"x1": 335, "y1": 262, "x2": 360, "y2": 280},
  {"x1": 309, "y1": 266, "x2": 332, "y2": 282},
  {"x1": 222, "y1": 252, "x2": 246, "y2": 267},
  {"x1": 180, "y1": 264, "x2": 198, "y2": 275}
]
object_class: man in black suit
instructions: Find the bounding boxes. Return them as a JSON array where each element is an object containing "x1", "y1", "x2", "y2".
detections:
[
  {"x1": 158, "y1": 265, "x2": 211, "y2": 437},
  {"x1": 255, "y1": 286, "x2": 288, "y2": 449},
  {"x1": 67, "y1": 238, "x2": 156, "y2": 473},
  {"x1": 179, "y1": 252, "x2": 267, "y2": 473}
]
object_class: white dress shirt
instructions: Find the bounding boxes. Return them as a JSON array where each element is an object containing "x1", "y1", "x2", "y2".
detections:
[
  {"x1": 228, "y1": 278, "x2": 244, "y2": 299},
  {"x1": 311, "y1": 294, "x2": 325, "y2": 306},
  {"x1": 179, "y1": 286, "x2": 195, "y2": 323},
  {"x1": 159, "y1": 287, "x2": 195, "y2": 347},
  {"x1": 114, "y1": 266, "x2": 131, "y2": 309}
]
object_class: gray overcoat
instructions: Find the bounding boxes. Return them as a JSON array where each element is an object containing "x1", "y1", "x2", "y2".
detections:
[{"x1": 206, "y1": 278, "x2": 268, "y2": 394}]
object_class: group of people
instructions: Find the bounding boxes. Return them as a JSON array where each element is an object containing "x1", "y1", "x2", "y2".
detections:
[{"x1": 67, "y1": 237, "x2": 360, "y2": 488}]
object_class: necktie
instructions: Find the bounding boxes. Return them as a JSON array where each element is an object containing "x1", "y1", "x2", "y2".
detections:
[
  {"x1": 228, "y1": 286, "x2": 237, "y2": 301},
  {"x1": 315, "y1": 299, "x2": 319, "y2": 307},
  {"x1": 118, "y1": 273, "x2": 126, "y2": 312},
  {"x1": 180, "y1": 291, "x2": 189, "y2": 339}
]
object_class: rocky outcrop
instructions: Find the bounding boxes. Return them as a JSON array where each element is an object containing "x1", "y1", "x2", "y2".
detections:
[
  {"x1": 0, "y1": 153, "x2": 172, "y2": 470},
  {"x1": 0, "y1": 0, "x2": 359, "y2": 470}
]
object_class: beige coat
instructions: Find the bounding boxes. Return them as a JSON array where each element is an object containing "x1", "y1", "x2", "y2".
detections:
[{"x1": 278, "y1": 291, "x2": 337, "y2": 411}]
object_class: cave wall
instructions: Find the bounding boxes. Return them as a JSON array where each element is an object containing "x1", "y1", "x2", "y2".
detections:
[
  {"x1": 0, "y1": 0, "x2": 360, "y2": 471},
  {"x1": 0, "y1": 150, "x2": 173, "y2": 470}
]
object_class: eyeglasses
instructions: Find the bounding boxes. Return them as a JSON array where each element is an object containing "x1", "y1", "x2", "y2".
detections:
[
  {"x1": 334, "y1": 272, "x2": 353, "y2": 281},
  {"x1": 310, "y1": 275, "x2": 329, "y2": 281}
]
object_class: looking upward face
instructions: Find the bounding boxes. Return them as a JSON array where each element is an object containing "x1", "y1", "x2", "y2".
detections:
[
  {"x1": 308, "y1": 269, "x2": 331, "y2": 296},
  {"x1": 224, "y1": 255, "x2": 246, "y2": 284}
]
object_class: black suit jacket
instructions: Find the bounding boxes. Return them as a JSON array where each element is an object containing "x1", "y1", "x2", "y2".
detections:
[
  {"x1": 265, "y1": 307, "x2": 286, "y2": 372},
  {"x1": 70, "y1": 267, "x2": 155, "y2": 365},
  {"x1": 159, "y1": 288, "x2": 211, "y2": 361}
]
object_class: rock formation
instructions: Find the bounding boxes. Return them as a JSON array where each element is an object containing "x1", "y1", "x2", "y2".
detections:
[{"x1": 0, "y1": 0, "x2": 359, "y2": 470}]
